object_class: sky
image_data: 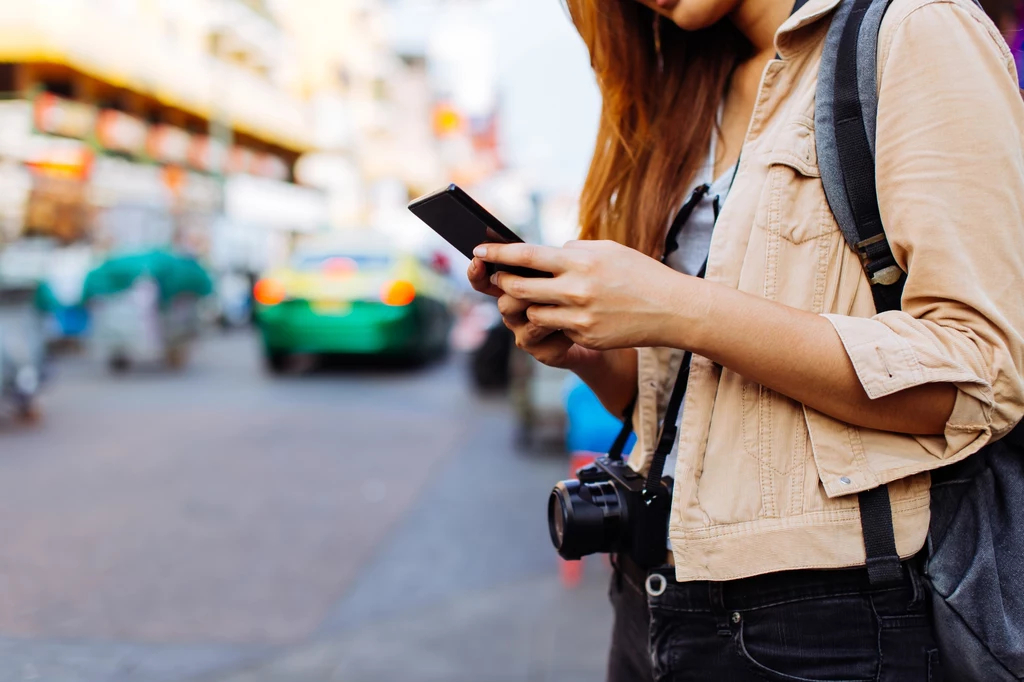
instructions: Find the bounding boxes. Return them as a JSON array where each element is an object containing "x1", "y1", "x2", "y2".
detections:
[{"x1": 387, "y1": 0, "x2": 601, "y2": 195}]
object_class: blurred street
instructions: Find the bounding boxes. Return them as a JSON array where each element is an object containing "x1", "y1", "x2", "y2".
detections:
[
  {"x1": 0, "y1": 1, "x2": 629, "y2": 679},
  {"x1": 0, "y1": 332, "x2": 610, "y2": 682}
]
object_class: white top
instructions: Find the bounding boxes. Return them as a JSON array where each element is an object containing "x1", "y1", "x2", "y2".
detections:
[{"x1": 661, "y1": 139, "x2": 736, "y2": 546}]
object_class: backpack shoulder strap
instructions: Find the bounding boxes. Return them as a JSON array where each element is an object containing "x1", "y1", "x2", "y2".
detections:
[
  {"x1": 817, "y1": 0, "x2": 984, "y2": 313},
  {"x1": 816, "y1": 0, "x2": 906, "y2": 588},
  {"x1": 816, "y1": 0, "x2": 997, "y2": 588},
  {"x1": 815, "y1": 0, "x2": 904, "y2": 315}
]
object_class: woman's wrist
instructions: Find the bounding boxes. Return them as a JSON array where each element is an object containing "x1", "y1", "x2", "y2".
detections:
[
  {"x1": 658, "y1": 272, "x2": 715, "y2": 352},
  {"x1": 571, "y1": 347, "x2": 638, "y2": 417},
  {"x1": 563, "y1": 344, "x2": 608, "y2": 374}
]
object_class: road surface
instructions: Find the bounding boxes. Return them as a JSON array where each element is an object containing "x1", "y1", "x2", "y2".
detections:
[{"x1": 0, "y1": 331, "x2": 612, "y2": 682}]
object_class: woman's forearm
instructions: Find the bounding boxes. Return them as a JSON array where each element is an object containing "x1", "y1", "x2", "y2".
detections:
[
  {"x1": 568, "y1": 348, "x2": 638, "y2": 418},
  {"x1": 672, "y1": 278, "x2": 956, "y2": 435}
]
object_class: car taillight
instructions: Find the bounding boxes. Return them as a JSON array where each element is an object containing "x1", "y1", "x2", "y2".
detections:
[
  {"x1": 254, "y1": 278, "x2": 287, "y2": 306},
  {"x1": 381, "y1": 280, "x2": 416, "y2": 306}
]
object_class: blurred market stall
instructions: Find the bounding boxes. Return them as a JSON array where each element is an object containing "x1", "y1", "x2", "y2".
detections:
[{"x1": 0, "y1": 0, "x2": 328, "y2": 348}]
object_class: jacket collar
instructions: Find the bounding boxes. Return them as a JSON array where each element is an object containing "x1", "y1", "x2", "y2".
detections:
[{"x1": 776, "y1": 0, "x2": 843, "y2": 58}]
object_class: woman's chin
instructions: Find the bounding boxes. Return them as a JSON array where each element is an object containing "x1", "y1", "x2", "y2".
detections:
[{"x1": 662, "y1": 0, "x2": 741, "y2": 31}]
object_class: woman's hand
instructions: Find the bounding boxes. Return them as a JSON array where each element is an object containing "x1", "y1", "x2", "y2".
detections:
[
  {"x1": 468, "y1": 252, "x2": 638, "y2": 413},
  {"x1": 474, "y1": 240, "x2": 701, "y2": 351},
  {"x1": 497, "y1": 291, "x2": 640, "y2": 416},
  {"x1": 495, "y1": 293, "x2": 604, "y2": 370},
  {"x1": 467, "y1": 257, "x2": 503, "y2": 297},
  {"x1": 468, "y1": 256, "x2": 601, "y2": 369}
]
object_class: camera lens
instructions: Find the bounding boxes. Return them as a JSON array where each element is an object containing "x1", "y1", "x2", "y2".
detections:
[
  {"x1": 547, "y1": 478, "x2": 627, "y2": 560},
  {"x1": 549, "y1": 488, "x2": 568, "y2": 547}
]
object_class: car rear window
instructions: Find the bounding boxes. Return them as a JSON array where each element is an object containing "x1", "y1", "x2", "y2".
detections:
[{"x1": 292, "y1": 254, "x2": 392, "y2": 271}]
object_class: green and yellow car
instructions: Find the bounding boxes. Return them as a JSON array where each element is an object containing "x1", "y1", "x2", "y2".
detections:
[{"x1": 254, "y1": 237, "x2": 457, "y2": 372}]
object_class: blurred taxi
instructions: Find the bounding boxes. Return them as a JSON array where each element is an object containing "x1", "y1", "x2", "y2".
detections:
[{"x1": 253, "y1": 234, "x2": 457, "y2": 371}]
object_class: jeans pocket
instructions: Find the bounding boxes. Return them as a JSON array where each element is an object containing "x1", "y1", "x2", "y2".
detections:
[{"x1": 735, "y1": 595, "x2": 878, "y2": 682}]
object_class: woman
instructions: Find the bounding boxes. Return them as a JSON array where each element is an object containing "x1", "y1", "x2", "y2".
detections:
[{"x1": 469, "y1": 0, "x2": 1024, "y2": 679}]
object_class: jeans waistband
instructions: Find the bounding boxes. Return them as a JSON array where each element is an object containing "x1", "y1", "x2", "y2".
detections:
[{"x1": 614, "y1": 552, "x2": 923, "y2": 613}]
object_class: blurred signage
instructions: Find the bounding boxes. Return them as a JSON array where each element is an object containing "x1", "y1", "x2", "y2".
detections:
[
  {"x1": 226, "y1": 146, "x2": 255, "y2": 175},
  {"x1": 161, "y1": 165, "x2": 222, "y2": 210},
  {"x1": 0, "y1": 101, "x2": 33, "y2": 158},
  {"x1": 89, "y1": 156, "x2": 171, "y2": 208},
  {"x1": 224, "y1": 175, "x2": 327, "y2": 231},
  {"x1": 180, "y1": 171, "x2": 223, "y2": 212},
  {"x1": 24, "y1": 138, "x2": 93, "y2": 181},
  {"x1": 188, "y1": 135, "x2": 228, "y2": 174},
  {"x1": 147, "y1": 124, "x2": 192, "y2": 165},
  {"x1": 432, "y1": 102, "x2": 463, "y2": 138},
  {"x1": 0, "y1": 159, "x2": 30, "y2": 242},
  {"x1": 470, "y1": 112, "x2": 500, "y2": 155},
  {"x1": 251, "y1": 153, "x2": 288, "y2": 181},
  {"x1": 25, "y1": 174, "x2": 90, "y2": 243},
  {"x1": 96, "y1": 110, "x2": 149, "y2": 156},
  {"x1": 162, "y1": 165, "x2": 187, "y2": 198},
  {"x1": 225, "y1": 146, "x2": 288, "y2": 180},
  {"x1": 33, "y1": 94, "x2": 97, "y2": 140}
]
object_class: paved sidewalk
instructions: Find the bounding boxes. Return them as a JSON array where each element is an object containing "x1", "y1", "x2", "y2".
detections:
[
  {"x1": 0, "y1": 336, "x2": 616, "y2": 682},
  {"x1": 208, "y1": 568, "x2": 612, "y2": 682}
]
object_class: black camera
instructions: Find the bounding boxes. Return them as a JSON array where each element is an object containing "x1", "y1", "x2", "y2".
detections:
[{"x1": 547, "y1": 456, "x2": 671, "y2": 569}]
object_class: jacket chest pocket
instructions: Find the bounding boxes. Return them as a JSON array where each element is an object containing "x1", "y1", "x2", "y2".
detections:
[{"x1": 758, "y1": 117, "x2": 834, "y2": 245}]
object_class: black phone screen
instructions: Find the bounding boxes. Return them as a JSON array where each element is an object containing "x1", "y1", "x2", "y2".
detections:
[{"x1": 408, "y1": 184, "x2": 550, "y2": 278}]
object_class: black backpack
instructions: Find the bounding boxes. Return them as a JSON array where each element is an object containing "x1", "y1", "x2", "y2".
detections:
[{"x1": 819, "y1": 0, "x2": 1024, "y2": 678}]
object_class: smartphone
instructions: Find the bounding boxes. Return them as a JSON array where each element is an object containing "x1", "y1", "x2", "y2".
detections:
[{"x1": 408, "y1": 184, "x2": 551, "y2": 278}]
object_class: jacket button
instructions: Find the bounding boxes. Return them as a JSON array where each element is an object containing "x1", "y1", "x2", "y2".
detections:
[
  {"x1": 839, "y1": 476, "x2": 852, "y2": 485},
  {"x1": 731, "y1": 612, "x2": 742, "y2": 624}
]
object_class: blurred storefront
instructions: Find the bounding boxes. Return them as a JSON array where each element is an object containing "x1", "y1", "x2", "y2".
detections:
[
  {"x1": 281, "y1": 0, "x2": 508, "y2": 251},
  {"x1": 0, "y1": 0, "x2": 331, "y2": 336}
]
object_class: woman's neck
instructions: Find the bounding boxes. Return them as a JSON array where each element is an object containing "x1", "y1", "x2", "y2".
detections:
[
  {"x1": 730, "y1": 0, "x2": 798, "y2": 57},
  {"x1": 713, "y1": 0, "x2": 799, "y2": 177}
]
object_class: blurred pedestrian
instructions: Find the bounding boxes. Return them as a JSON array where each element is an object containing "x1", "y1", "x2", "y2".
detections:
[
  {"x1": 981, "y1": 0, "x2": 1024, "y2": 86},
  {"x1": 468, "y1": 0, "x2": 1024, "y2": 679},
  {"x1": 981, "y1": 0, "x2": 1019, "y2": 34}
]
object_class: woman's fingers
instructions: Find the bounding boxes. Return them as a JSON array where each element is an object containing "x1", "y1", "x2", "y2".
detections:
[
  {"x1": 501, "y1": 308, "x2": 555, "y2": 344},
  {"x1": 525, "y1": 304, "x2": 572, "y2": 331},
  {"x1": 497, "y1": 297, "x2": 561, "y2": 348},
  {"x1": 467, "y1": 258, "x2": 502, "y2": 297},
  {"x1": 490, "y1": 272, "x2": 567, "y2": 304},
  {"x1": 529, "y1": 331, "x2": 575, "y2": 366},
  {"x1": 496, "y1": 294, "x2": 530, "y2": 318},
  {"x1": 522, "y1": 320, "x2": 557, "y2": 345},
  {"x1": 473, "y1": 243, "x2": 570, "y2": 274},
  {"x1": 513, "y1": 326, "x2": 574, "y2": 367}
]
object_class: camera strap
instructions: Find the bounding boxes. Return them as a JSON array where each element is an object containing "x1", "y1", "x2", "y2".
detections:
[
  {"x1": 606, "y1": 183, "x2": 711, "y2": 465},
  {"x1": 645, "y1": 345, "x2": 697, "y2": 491},
  {"x1": 605, "y1": 344, "x2": 695, "y2": 490}
]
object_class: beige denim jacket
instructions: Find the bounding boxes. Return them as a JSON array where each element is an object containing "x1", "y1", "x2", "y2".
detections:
[{"x1": 631, "y1": 0, "x2": 1024, "y2": 581}]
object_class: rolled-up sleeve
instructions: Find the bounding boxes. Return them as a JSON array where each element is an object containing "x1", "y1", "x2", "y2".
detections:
[{"x1": 824, "y1": 0, "x2": 1024, "y2": 463}]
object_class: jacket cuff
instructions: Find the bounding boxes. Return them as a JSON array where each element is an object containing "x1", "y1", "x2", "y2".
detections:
[
  {"x1": 822, "y1": 313, "x2": 984, "y2": 399},
  {"x1": 822, "y1": 313, "x2": 923, "y2": 399}
]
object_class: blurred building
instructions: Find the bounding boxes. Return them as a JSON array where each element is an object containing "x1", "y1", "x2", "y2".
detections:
[
  {"x1": 0, "y1": 0, "x2": 328, "y2": 279},
  {"x1": 382, "y1": 0, "x2": 590, "y2": 248},
  {"x1": 280, "y1": 0, "x2": 505, "y2": 256},
  {"x1": 279, "y1": 0, "x2": 439, "y2": 232}
]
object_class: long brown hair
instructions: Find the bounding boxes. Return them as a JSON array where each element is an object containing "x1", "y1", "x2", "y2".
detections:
[{"x1": 565, "y1": 2, "x2": 750, "y2": 257}]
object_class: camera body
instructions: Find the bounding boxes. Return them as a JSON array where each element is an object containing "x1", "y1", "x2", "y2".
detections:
[{"x1": 547, "y1": 456, "x2": 671, "y2": 569}]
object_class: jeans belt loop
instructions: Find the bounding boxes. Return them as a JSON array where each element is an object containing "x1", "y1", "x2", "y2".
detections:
[{"x1": 645, "y1": 572, "x2": 667, "y2": 598}]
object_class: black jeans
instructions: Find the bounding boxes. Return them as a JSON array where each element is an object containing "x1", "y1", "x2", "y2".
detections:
[{"x1": 607, "y1": 554, "x2": 942, "y2": 682}]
